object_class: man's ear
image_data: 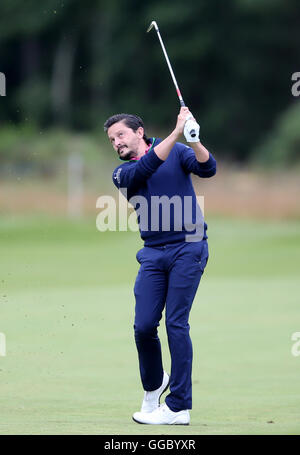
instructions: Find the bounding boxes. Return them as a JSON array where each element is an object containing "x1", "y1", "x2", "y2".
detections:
[{"x1": 137, "y1": 126, "x2": 144, "y2": 138}]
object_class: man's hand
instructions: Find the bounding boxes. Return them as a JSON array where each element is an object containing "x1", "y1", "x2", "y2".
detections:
[
  {"x1": 153, "y1": 107, "x2": 201, "y2": 161},
  {"x1": 184, "y1": 115, "x2": 200, "y2": 143},
  {"x1": 174, "y1": 107, "x2": 200, "y2": 143},
  {"x1": 174, "y1": 107, "x2": 192, "y2": 136}
]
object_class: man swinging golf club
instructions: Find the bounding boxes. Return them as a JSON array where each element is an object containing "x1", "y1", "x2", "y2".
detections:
[{"x1": 103, "y1": 21, "x2": 217, "y2": 425}]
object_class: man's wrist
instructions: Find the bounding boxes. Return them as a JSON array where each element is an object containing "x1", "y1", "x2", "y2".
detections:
[
  {"x1": 189, "y1": 141, "x2": 201, "y2": 147},
  {"x1": 171, "y1": 128, "x2": 182, "y2": 141},
  {"x1": 190, "y1": 141, "x2": 210, "y2": 163}
]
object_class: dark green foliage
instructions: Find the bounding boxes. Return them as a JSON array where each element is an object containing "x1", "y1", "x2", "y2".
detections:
[{"x1": 0, "y1": 0, "x2": 299, "y2": 164}]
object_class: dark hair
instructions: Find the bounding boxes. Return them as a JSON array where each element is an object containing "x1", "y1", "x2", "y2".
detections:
[{"x1": 104, "y1": 113, "x2": 150, "y2": 144}]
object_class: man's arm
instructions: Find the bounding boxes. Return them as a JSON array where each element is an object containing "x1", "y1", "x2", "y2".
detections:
[
  {"x1": 113, "y1": 106, "x2": 195, "y2": 192},
  {"x1": 178, "y1": 108, "x2": 217, "y2": 177},
  {"x1": 189, "y1": 141, "x2": 210, "y2": 163},
  {"x1": 112, "y1": 149, "x2": 164, "y2": 192},
  {"x1": 153, "y1": 107, "x2": 192, "y2": 161},
  {"x1": 178, "y1": 143, "x2": 216, "y2": 178},
  {"x1": 112, "y1": 106, "x2": 212, "y2": 192}
]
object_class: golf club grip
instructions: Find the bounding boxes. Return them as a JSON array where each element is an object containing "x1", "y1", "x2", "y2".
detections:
[
  {"x1": 177, "y1": 88, "x2": 196, "y2": 136},
  {"x1": 180, "y1": 100, "x2": 196, "y2": 137}
]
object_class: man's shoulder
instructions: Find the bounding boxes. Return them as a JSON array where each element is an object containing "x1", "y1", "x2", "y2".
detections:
[
  {"x1": 175, "y1": 141, "x2": 191, "y2": 151},
  {"x1": 113, "y1": 161, "x2": 134, "y2": 172},
  {"x1": 155, "y1": 138, "x2": 188, "y2": 152},
  {"x1": 167, "y1": 142, "x2": 191, "y2": 161},
  {"x1": 112, "y1": 161, "x2": 134, "y2": 185}
]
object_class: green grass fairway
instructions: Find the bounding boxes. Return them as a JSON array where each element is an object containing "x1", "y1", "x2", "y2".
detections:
[{"x1": 1, "y1": 215, "x2": 300, "y2": 434}]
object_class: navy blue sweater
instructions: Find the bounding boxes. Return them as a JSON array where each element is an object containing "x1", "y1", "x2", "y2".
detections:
[{"x1": 112, "y1": 138, "x2": 216, "y2": 246}]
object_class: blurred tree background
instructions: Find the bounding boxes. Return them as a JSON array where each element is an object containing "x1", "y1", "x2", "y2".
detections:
[
  {"x1": 0, "y1": 0, "x2": 300, "y2": 180},
  {"x1": 1, "y1": 1, "x2": 300, "y2": 437}
]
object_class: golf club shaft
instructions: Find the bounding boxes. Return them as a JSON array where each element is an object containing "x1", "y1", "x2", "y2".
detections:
[
  {"x1": 153, "y1": 25, "x2": 185, "y2": 107},
  {"x1": 148, "y1": 21, "x2": 196, "y2": 137}
]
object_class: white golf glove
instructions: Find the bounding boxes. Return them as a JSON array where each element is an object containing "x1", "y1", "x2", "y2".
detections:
[{"x1": 184, "y1": 114, "x2": 200, "y2": 143}]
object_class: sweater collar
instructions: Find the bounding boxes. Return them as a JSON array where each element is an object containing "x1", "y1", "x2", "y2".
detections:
[{"x1": 118, "y1": 138, "x2": 156, "y2": 162}]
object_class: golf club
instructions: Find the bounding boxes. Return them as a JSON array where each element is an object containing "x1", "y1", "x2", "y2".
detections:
[{"x1": 147, "y1": 20, "x2": 196, "y2": 137}]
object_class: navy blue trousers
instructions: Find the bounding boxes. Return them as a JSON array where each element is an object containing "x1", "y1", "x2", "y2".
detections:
[{"x1": 134, "y1": 239, "x2": 209, "y2": 412}]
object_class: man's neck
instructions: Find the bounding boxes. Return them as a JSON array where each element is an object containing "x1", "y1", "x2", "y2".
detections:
[{"x1": 136, "y1": 139, "x2": 151, "y2": 160}]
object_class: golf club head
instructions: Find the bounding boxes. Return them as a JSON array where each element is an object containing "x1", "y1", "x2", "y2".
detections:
[{"x1": 147, "y1": 21, "x2": 158, "y2": 33}]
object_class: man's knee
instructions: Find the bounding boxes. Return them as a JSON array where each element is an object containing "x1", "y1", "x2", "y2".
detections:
[
  {"x1": 165, "y1": 319, "x2": 189, "y2": 335},
  {"x1": 134, "y1": 321, "x2": 158, "y2": 339}
]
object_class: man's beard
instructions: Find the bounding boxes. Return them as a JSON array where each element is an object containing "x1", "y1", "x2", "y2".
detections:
[{"x1": 118, "y1": 147, "x2": 136, "y2": 161}]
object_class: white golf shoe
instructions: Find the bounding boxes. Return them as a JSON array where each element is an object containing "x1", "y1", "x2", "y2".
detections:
[
  {"x1": 140, "y1": 371, "x2": 170, "y2": 413},
  {"x1": 133, "y1": 403, "x2": 190, "y2": 425}
]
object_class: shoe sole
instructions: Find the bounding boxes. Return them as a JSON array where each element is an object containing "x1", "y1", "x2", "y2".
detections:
[{"x1": 132, "y1": 416, "x2": 189, "y2": 425}]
